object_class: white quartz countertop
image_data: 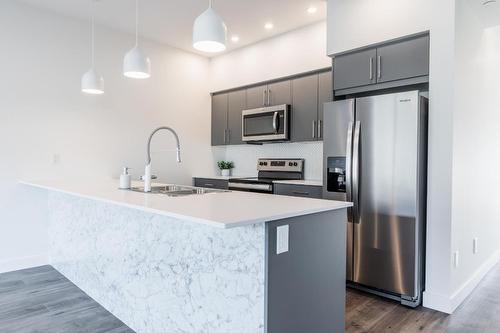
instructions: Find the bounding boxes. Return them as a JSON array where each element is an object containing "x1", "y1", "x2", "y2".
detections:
[{"x1": 20, "y1": 179, "x2": 351, "y2": 229}]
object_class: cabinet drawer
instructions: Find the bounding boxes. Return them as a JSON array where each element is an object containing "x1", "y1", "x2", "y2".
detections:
[
  {"x1": 274, "y1": 184, "x2": 323, "y2": 199},
  {"x1": 193, "y1": 178, "x2": 229, "y2": 190}
]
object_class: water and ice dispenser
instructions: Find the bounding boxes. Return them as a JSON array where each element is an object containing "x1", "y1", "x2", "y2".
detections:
[{"x1": 326, "y1": 157, "x2": 346, "y2": 193}]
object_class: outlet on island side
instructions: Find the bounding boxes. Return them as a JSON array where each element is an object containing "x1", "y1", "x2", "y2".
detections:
[
  {"x1": 473, "y1": 237, "x2": 479, "y2": 254},
  {"x1": 453, "y1": 251, "x2": 460, "y2": 268},
  {"x1": 276, "y1": 225, "x2": 289, "y2": 255}
]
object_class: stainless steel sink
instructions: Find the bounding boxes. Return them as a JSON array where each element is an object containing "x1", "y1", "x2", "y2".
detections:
[{"x1": 128, "y1": 185, "x2": 228, "y2": 197}]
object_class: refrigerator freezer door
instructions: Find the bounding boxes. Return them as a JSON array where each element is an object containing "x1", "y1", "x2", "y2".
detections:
[
  {"x1": 323, "y1": 100, "x2": 355, "y2": 281},
  {"x1": 353, "y1": 91, "x2": 420, "y2": 298}
]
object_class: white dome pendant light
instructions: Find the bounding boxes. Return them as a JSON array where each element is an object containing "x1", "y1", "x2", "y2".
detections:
[
  {"x1": 123, "y1": 0, "x2": 151, "y2": 79},
  {"x1": 193, "y1": 0, "x2": 227, "y2": 53},
  {"x1": 81, "y1": 0, "x2": 104, "y2": 95}
]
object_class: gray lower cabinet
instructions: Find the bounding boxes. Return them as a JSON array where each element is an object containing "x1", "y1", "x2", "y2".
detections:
[
  {"x1": 333, "y1": 33, "x2": 429, "y2": 94},
  {"x1": 227, "y1": 90, "x2": 246, "y2": 145},
  {"x1": 193, "y1": 178, "x2": 229, "y2": 190},
  {"x1": 211, "y1": 93, "x2": 228, "y2": 146},
  {"x1": 291, "y1": 75, "x2": 318, "y2": 142},
  {"x1": 274, "y1": 183, "x2": 323, "y2": 199}
]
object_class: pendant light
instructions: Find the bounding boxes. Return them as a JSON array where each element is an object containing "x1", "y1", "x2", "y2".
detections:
[
  {"x1": 123, "y1": 0, "x2": 151, "y2": 79},
  {"x1": 81, "y1": 0, "x2": 104, "y2": 95},
  {"x1": 193, "y1": 0, "x2": 227, "y2": 53}
]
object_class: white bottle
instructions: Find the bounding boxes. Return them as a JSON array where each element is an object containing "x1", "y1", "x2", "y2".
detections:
[{"x1": 119, "y1": 167, "x2": 131, "y2": 189}]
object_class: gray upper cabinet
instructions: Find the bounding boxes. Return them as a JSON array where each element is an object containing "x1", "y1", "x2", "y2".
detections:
[
  {"x1": 246, "y1": 84, "x2": 267, "y2": 109},
  {"x1": 268, "y1": 80, "x2": 292, "y2": 106},
  {"x1": 227, "y1": 90, "x2": 246, "y2": 145},
  {"x1": 211, "y1": 93, "x2": 228, "y2": 146},
  {"x1": 376, "y1": 35, "x2": 429, "y2": 83},
  {"x1": 333, "y1": 33, "x2": 429, "y2": 94},
  {"x1": 291, "y1": 75, "x2": 318, "y2": 142},
  {"x1": 211, "y1": 68, "x2": 332, "y2": 146},
  {"x1": 333, "y1": 48, "x2": 377, "y2": 91},
  {"x1": 318, "y1": 71, "x2": 333, "y2": 140}
]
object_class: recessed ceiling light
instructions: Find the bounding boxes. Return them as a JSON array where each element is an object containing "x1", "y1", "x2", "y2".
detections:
[
  {"x1": 264, "y1": 22, "x2": 274, "y2": 30},
  {"x1": 307, "y1": 6, "x2": 317, "y2": 14},
  {"x1": 231, "y1": 35, "x2": 240, "y2": 42}
]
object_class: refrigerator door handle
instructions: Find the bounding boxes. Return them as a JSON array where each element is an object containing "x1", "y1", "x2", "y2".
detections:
[
  {"x1": 346, "y1": 121, "x2": 354, "y2": 222},
  {"x1": 352, "y1": 121, "x2": 361, "y2": 223}
]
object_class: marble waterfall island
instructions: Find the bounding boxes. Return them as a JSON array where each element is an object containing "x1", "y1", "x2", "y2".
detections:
[{"x1": 21, "y1": 180, "x2": 351, "y2": 333}]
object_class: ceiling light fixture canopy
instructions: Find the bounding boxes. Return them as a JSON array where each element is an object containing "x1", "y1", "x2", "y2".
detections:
[
  {"x1": 123, "y1": 0, "x2": 151, "y2": 79},
  {"x1": 193, "y1": 0, "x2": 227, "y2": 53},
  {"x1": 82, "y1": 0, "x2": 104, "y2": 95}
]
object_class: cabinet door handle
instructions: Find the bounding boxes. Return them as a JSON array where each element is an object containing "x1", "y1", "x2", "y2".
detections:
[
  {"x1": 312, "y1": 120, "x2": 317, "y2": 138},
  {"x1": 267, "y1": 89, "x2": 271, "y2": 106},
  {"x1": 263, "y1": 90, "x2": 267, "y2": 106},
  {"x1": 369, "y1": 57, "x2": 374, "y2": 80},
  {"x1": 223, "y1": 129, "x2": 226, "y2": 144},
  {"x1": 204, "y1": 183, "x2": 214, "y2": 187},
  {"x1": 377, "y1": 56, "x2": 382, "y2": 79},
  {"x1": 292, "y1": 191, "x2": 310, "y2": 196},
  {"x1": 317, "y1": 120, "x2": 322, "y2": 139},
  {"x1": 227, "y1": 129, "x2": 231, "y2": 144}
]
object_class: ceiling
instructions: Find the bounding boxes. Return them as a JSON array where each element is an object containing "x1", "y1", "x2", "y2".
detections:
[{"x1": 17, "y1": 0, "x2": 327, "y2": 57}]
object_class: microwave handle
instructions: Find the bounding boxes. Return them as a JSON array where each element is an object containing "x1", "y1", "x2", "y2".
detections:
[{"x1": 272, "y1": 112, "x2": 279, "y2": 133}]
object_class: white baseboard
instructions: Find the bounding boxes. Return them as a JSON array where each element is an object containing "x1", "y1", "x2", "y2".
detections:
[
  {"x1": 0, "y1": 254, "x2": 48, "y2": 274},
  {"x1": 422, "y1": 290, "x2": 453, "y2": 313},
  {"x1": 423, "y1": 249, "x2": 500, "y2": 314}
]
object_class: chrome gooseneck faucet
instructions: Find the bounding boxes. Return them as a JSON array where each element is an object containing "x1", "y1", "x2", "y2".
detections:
[{"x1": 144, "y1": 126, "x2": 181, "y2": 192}]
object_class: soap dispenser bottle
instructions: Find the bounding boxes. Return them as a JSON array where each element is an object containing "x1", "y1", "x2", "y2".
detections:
[{"x1": 119, "y1": 167, "x2": 131, "y2": 189}]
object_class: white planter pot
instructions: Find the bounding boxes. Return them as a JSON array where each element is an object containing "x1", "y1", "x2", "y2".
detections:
[{"x1": 221, "y1": 169, "x2": 231, "y2": 177}]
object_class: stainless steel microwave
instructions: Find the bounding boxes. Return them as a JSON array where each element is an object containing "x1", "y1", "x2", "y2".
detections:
[{"x1": 242, "y1": 104, "x2": 290, "y2": 142}]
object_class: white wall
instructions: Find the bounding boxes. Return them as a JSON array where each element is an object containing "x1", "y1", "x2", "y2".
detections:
[
  {"x1": 327, "y1": 0, "x2": 457, "y2": 312},
  {"x1": 450, "y1": 0, "x2": 500, "y2": 308},
  {"x1": 0, "y1": 2, "x2": 212, "y2": 273},
  {"x1": 209, "y1": 22, "x2": 329, "y2": 180},
  {"x1": 211, "y1": 21, "x2": 330, "y2": 92}
]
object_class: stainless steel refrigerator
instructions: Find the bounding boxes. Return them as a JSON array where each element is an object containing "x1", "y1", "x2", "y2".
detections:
[{"x1": 323, "y1": 90, "x2": 428, "y2": 307}]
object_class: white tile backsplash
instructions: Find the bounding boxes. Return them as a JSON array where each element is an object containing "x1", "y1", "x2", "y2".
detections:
[{"x1": 213, "y1": 142, "x2": 323, "y2": 180}]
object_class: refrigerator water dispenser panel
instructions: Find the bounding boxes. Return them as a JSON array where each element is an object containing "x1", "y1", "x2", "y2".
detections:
[{"x1": 327, "y1": 157, "x2": 346, "y2": 193}]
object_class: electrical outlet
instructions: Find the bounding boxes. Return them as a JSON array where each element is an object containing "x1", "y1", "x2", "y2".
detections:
[
  {"x1": 52, "y1": 154, "x2": 61, "y2": 165},
  {"x1": 473, "y1": 238, "x2": 479, "y2": 254},
  {"x1": 454, "y1": 251, "x2": 460, "y2": 268},
  {"x1": 276, "y1": 225, "x2": 289, "y2": 255}
]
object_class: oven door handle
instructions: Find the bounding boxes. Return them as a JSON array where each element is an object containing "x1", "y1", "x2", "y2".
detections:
[{"x1": 272, "y1": 112, "x2": 280, "y2": 133}]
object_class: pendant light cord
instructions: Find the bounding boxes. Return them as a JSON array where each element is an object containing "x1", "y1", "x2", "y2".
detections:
[
  {"x1": 209, "y1": 0, "x2": 213, "y2": 8},
  {"x1": 135, "y1": 0, "x2": 139, "y2": 47},
  {"x1": 91, "y1": 0, "x2": 95, "y2": 68}
]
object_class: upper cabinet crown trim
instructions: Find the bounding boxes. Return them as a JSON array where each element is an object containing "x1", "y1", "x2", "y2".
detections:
[{"x1": 211, "y1": 67, "x2": 332, "y2": 96}]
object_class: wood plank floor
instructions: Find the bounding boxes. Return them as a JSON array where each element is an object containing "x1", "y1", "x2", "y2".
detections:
[
  {"x1": 0, "y1": 265, "x2": 133, "y2": 333},
  {"x1": 2, "y1": 264, "x2": 500, "y2": 332},
  {"x1": 346, "y1": 262, "x2": 500, "y2": 333}
]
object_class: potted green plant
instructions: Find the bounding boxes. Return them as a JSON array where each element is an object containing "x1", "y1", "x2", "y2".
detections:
[{"x1": 217, "y1": 161, "x2": 234, "y2": 177}]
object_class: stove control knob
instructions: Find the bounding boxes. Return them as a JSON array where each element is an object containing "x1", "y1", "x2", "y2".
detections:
[
  {"x1": 293, "y1": 162, "x2": 298, "y2": 166},
  {"x1": 288, "y1": 162, "x2": 293, "y2": 166}
]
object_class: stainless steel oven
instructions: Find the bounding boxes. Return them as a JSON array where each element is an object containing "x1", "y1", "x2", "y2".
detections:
[{"x1": 242, "y1": 104, "x2": 290, "y2": 142}]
